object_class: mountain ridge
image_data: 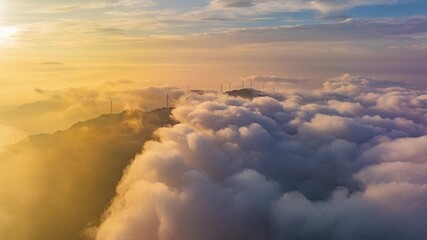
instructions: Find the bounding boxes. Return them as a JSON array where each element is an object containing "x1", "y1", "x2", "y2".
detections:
[{"x1": 1, "y1": 107, "x2": 176, "y2": 240}]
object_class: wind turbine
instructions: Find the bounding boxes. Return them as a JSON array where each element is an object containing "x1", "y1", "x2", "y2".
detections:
[
  {"x1": 108, "y1": 97, "x2": 113, "y2": 114},
  {"x1": 167, "y1": 88, "x2": 170, "y2": 108}
]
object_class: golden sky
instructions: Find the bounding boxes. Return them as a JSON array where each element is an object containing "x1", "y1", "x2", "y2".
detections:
[{"x1": 1, "y1": 0, "x2": 427, "y2": 107}]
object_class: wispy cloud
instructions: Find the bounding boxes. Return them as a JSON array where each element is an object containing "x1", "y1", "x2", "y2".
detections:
[
  {"x1": 35, "y1": 0, "x2": 153, "y2": 14},
  {"x1": 209, "y1": 0, "x2": 415, "y2": 13},
  {"x1": 13, "y1": 16, "x2": 427, "y2": 48},
  {"x1": 40, "y1": 2, "x2": 109, "y2": 13}
]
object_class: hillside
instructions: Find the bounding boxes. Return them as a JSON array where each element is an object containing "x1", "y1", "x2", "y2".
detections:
[{"x1": 0, "y1": 108, "x2": 175, "y2": 240}]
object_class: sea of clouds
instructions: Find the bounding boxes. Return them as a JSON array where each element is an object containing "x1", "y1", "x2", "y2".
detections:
[{"x1": 95, "y1": 74, "x2": 427, "y2": 240}]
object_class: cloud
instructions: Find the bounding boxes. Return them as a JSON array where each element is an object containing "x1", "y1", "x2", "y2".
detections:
[
  {"x1": 114, "y1": 0, "x2": 154, "y2": 7},
  {"x1": 41, "y1": 2, "x2": 109, "y2": 13},
  {"x1": 33, "y1": 0, "x2": 154, "y2": 15},
  {"x1": 120, "y1": 16, "x2": 426, "y2": 58},
  {"x1": 359, "y1": 135, "x2": 427, "y2": 164},
  {"x1": 38, "y1": 0, "x2": 153, "y2": 13},
  {"x1": 203, "y1": 16, "x2": 427, "y2": 45},
  {"x1": 95, "y1": 74, "x2": 427, "y2": 240},
  {"x1": 39, "y1": 61, "x2": 64, "y2": 65},
  {"x1": 211, "y1": 0, "x2": 257, "y2": 8},
  {"x1": 209, "y1": 0, "x2": 414, "y2": 13},
  {"x1": 48, "y1": 5, "x2": 80, "y2": 13}
]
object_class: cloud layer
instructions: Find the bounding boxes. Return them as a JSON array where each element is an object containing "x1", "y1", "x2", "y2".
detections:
[{"x1": 96, "y1": 74, "x2": 427, "y2": 240}]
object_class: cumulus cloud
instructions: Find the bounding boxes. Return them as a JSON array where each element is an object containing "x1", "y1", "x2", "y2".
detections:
[{"x1": 95, "y1": 74, "x2": 427, "y2": 240}]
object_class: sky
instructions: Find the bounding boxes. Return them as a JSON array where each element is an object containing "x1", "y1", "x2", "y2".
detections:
[{"x1": 0, "y1": 0, "x2": 427, "y2": 107}]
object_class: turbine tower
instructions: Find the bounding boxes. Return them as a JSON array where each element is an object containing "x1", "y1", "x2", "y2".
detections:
[
  {"x1": 166, "y1": 88, "x2": 169, "y2": 108},
  {"x1": 108, "y1": 97, "x2": 113, "y2": 114},
  {"x1": 186, "y1": 85, "x2": 190, "y2": 102}
]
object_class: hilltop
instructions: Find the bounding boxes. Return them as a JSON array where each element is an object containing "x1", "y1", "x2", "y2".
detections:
[{"x1": 225, "y1": 88, "x2": 282, "y2": 100}]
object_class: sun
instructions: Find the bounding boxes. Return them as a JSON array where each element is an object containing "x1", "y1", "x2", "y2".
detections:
[{"x1": 0, "y1": 26, "x2": 19, "y2": 45}]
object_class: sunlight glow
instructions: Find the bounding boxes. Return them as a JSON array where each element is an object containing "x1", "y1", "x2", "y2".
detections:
[{"x1": 0, "y1": 26, "x2": 19, "y2": 45}]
